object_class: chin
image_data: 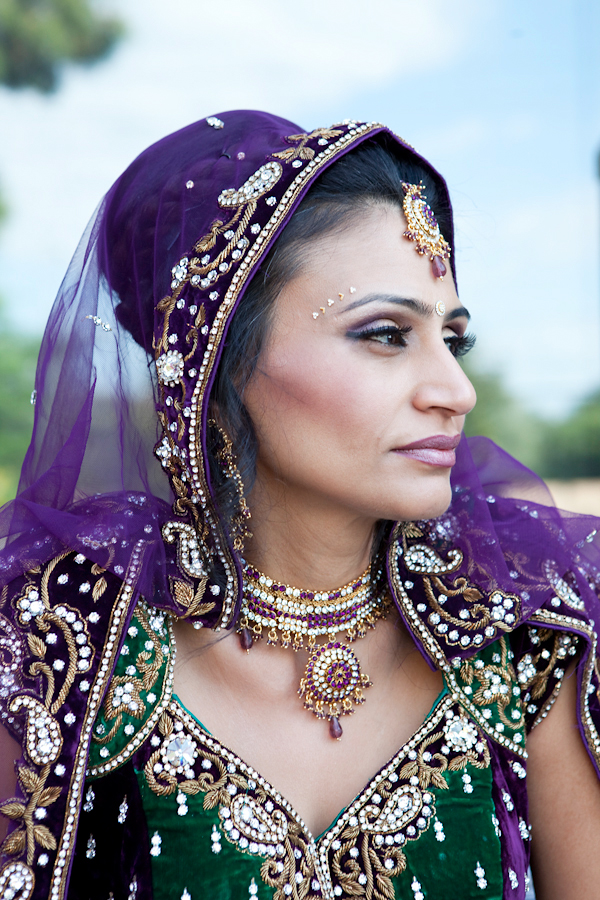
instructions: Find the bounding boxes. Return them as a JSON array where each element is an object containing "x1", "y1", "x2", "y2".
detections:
[{"x1": 381, "y1": 480, "x2": 453, "y2": 523}]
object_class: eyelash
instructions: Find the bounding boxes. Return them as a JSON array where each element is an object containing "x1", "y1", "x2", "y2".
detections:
[
  {"x1": 445, "y1": 332, "x2": 477, "y2": 358},
  {"x1": 349, "y1": 325, "x2": 477, "y2": 358}
]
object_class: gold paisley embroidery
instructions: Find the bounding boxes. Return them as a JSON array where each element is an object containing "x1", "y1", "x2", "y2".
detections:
[
  {"x1": 398, "y1": 525, "x2": 521, "y2": 650},
  {"x1": 0, "y1": 861, "x2": 35, "y2": 898},
  {"x1": 0, "y1": 553, "x2": 100, "y2": 864},
  {"x1": 155, "y1": 161, "x2": 283, "y2": 355}
]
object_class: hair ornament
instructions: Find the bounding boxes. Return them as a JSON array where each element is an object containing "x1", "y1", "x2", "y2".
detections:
[{"x1": 401, "y1": 182, "x2": 450, "y2": 280}]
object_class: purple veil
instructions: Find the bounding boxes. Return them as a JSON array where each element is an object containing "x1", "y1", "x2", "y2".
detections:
[{"x1": 0, "y1": 108, "x2": 599, "y2": 662}]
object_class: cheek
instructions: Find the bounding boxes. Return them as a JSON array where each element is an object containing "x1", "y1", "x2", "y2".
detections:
[{"x1": 259, "y1": 341, "x2": 381, "y2": 450}]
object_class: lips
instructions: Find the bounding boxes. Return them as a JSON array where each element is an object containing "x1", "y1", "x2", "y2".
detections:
[{"x1": 392, "y1": 433, "x2": 462, "y2": 468}]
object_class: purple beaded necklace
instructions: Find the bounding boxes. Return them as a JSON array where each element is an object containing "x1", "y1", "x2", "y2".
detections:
[{"x1": 237, "y1": 563, "x2": 390, "y2": 740}]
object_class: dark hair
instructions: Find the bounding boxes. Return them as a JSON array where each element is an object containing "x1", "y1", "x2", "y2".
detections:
[{"x1": 210, "y1": 135, "x2": 452, "y2": 533}]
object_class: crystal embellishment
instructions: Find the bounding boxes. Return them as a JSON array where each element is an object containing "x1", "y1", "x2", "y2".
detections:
[
  {"x1": 443, "y1": 714, "x2": 478, "y2": 752},
  {"x1": 218, "y1": 162, "x2": 283, "y2": 208},
  {"x1": 156, "y1": 350, "x2": 185, "y2": 386},
  {"x1": 164, "y1": 735, "x2": 196, "y2": 769}
]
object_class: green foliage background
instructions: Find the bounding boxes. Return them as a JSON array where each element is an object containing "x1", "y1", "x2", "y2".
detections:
[
  {"x1": 463, "y1": 354, "x2": 600, "y2": 482},
  {"x1": 0, "y1": 0, "x2": 122, "y2": 92},
  {"x1": 0, "y1": 311, "x2": 40, "y2": 504}
]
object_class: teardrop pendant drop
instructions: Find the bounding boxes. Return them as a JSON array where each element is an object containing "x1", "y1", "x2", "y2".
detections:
[
  {"x1": 239, "y1": 628, "x2": 253, "y2": 652},
  {"x1": 329, "y1": 716, "x2": 343, "y2": 740},
  {"x1": 432, "y1": 255, "x2": 447, "y2": 279}
]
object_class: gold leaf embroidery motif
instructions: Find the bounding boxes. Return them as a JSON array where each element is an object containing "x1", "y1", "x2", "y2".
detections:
[
  {"x1": 95, "y1": 604, "x2": 167, "y2": 745},
  {"x1": 272, "y1": 129, "x2": 344, "y2": 162}
]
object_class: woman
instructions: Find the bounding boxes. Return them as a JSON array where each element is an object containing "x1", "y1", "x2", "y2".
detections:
[{"x1": 1, "y1": 110, "x2": 600, "y2": 900}]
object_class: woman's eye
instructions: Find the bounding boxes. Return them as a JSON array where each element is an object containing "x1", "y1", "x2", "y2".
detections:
[
  {"x1": 349, "y1": 325, "x2": 412, "y2": 347},
  {"x1": 444, "y1": 332, "x2": 477, "y2": 358}
]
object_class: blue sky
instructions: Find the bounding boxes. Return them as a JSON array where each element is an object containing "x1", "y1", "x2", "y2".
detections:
[{"x1": 0, "y1": 0, "x2": 598, "y2": 417}]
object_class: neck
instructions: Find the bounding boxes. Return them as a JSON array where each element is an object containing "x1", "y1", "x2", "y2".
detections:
[{"x1": 243, "y1": 477, "x2": 379, "y2": 590}]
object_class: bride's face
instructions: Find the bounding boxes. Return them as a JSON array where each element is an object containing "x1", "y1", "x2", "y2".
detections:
[{"x1": 243, "y1": 204, "x2": 476, "y2": 523}]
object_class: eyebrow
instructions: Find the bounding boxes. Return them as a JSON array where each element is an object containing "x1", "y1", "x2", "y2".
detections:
[{"x1": 340, "y1": 292, "x2": 471, "y2": 322}]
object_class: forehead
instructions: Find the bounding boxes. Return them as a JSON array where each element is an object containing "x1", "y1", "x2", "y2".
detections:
[{"x1": 279, "y1": 204, "x2": 459, "y2": 309}]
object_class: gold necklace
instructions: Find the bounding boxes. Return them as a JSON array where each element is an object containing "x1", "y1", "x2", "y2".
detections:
[{"x1": 237, "y1": 562, "x2": 390, "y2": 740}]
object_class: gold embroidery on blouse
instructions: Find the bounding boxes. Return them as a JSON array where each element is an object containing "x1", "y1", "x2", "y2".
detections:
[
  {"x1": 459, "y1": 636, "x2": 524, "y2": 733},
  {"x1": 527, "y1": 609, "x2": 600, "y2": 765},
  {"x1": 143, "y1": 695, "x2": 491, "y2": 900},
  {"x1": 94, "y1": 604, "x2": 167, "y2": 745},
  {"x1": 517, "y1": 625, "x2": 580, "y2": 729},
  {"x1": 400, "y1": 525, "x2": 521, "y2": 647}
]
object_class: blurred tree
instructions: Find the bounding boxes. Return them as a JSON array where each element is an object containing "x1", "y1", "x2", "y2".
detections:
[
  {"x1": 0, "y1": 0, "x2": 122, "y2": 92},
  {"x1": 461, "y1": 355, "x2": 544, "y2": 473},
  {"x1": 0, "y1": 303, "x2": 40, "y2": 505},
  {"x1": 538, "y1": 388, "x2": 600, "y2": 478}
]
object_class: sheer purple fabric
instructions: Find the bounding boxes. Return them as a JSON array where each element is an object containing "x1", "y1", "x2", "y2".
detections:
[{"x1": 0, "y1": 109, "x2": 598, "y2": 639}]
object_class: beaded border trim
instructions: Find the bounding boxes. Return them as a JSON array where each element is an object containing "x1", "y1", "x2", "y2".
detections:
[
  {"x1": 388, "y1": 532, "x2": 527, "y2": 759},
  {"x1": 161, "y1": 124, "x2": 386, "y2": 631},
  {"x1": 528, "y1": 609, "x2": 600, "y2": 767},
  {"x1": 49, "y1": 542, "x2": 145, "y2": 900}
]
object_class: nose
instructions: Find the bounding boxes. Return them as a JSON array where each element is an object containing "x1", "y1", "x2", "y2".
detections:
[{"x1": 412, "y1": 347, "x2": 477, "y2": 419}]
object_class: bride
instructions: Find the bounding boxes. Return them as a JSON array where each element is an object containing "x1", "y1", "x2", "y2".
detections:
[{"x1": 1, "y1": 111, "x2": 599, "y2": 900}]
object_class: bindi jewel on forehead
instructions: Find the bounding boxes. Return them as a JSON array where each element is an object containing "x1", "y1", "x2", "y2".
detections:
[{"x1": 401, "y1": 182, "x2": 451, "y2": 280}]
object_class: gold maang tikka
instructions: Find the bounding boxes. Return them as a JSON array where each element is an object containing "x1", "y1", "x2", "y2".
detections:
[{"x1": 401, "y1": 181, "x2": 451, "y2": 281}]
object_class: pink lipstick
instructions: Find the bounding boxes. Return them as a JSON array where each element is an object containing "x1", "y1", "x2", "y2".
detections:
[{"x1": 393, "y1": 433, "x2": 461, "y2": 468}]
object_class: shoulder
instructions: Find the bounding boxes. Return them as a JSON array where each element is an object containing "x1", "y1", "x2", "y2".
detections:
[{"x1": 387, "y1": 520, "x2": 600, "y2": 770}]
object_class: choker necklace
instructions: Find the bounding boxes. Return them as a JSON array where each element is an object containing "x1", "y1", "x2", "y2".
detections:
[{"x1": 237, "y1": 562, "x2": 390, "y2": 740}]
